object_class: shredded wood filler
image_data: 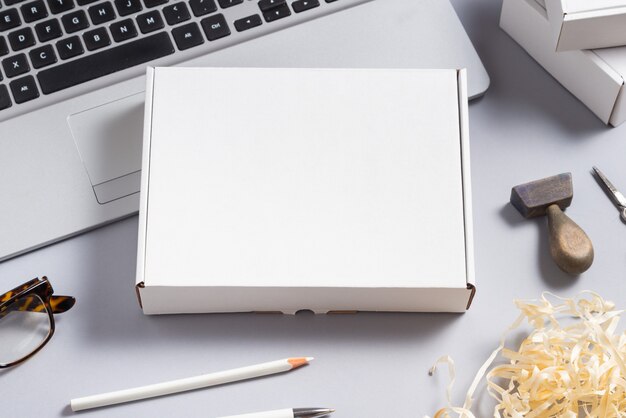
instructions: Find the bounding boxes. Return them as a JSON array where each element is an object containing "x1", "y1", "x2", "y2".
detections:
[{"x1": 427, "y1": 292, "x2": 626, "y2": 418}]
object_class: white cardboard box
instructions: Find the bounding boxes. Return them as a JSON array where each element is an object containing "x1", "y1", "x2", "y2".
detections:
[
  {"x1": 136, "y1": 67, "x2": 476, "y2": 315},
  {"x1": 502, "y1": 0, "x2": 626, "y2": 127},
  {"x1": 543, "y1": 0, "x2": 626, "y2": 51}
]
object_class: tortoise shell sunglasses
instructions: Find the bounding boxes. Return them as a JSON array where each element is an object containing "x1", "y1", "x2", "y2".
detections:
[{"x1": 0, "y1": 277, "x2": 75, "y2": 368}]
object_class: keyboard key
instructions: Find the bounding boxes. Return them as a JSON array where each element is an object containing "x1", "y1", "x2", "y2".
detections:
[
  {"x1": 10, "y1": 74, "x2": 38, "y2": 103},
  {"x1": 62, "y1": 10, "x2": 89, "y2": 33},
  {"x1": 136, "y1": 10, "x2": 163, "y2": 33},
  {"x1": 258, "y1": 0, "x2": 284, "y2": 11},
  {"x1": 35, "y1": 18, "x2": 62, "y2": 41},
  {"x1": 88, "y1": 2, "x2": 116, "y2": 24},
  {"x1": 2, "y1": 52, "x2": 28, "y2": 77},
  {"x1": 8, "y1": 27, "x2": 35, "y2": 50},
  {"x1": 114, "y1": 0, "x2": 141, "y2": 16},
  {"x1": 325, "y1": 0, "x2": 337, "y2": 2},
  {"x1": 29, "y1": 43, "x2": 57, "y2": 67},
  {"x1": 0, "y1": 84, "x2": 12, "y2": 110},
  {"x1": 83, "y1": 26, "x2": 110, "y2": 49},
  {"x1": 4, "y1": 0, "x2": 27, "y2": 5},
  {"x1": 110, "y1": 18, "x2": 136, "y2": 41},
  {"x1": 172, "y1": 21, "x2": 202, "y2": 50},
  {"x1": 200, "y1": 13, "x2": 228, "y2": 41},
  {"x1": 47, "y1": 0, "x2": 75, "y2": 14},
  {"x1": 0, "y1": 37, "x2": 8, "y2": 55},
  {"x1": 38, "y1": 31, "x2": 174, "y2": 94},
  {"x1": 143, "y1": 0, "x2": 166, "y2": 7},
  {"x1": 189, "y1": 0, "x2": 215, "y2": 17},
  {"x1": 233, "y1": 13, "x2": 260, "y2": 31},
  {"x1": 56, "y1": 35, "x2": 83, "y2": 59},
  {"x1": 262, "y1": 3, "x2": 289, "y2": 22},
  {"x1": 162, "y1": 2, "x2": 188, "y2": 25},
  {"x1": 0, "y1": 9, "x2": 21, "y2": 32},
  {"x1": 21, "y1": 0, "x2": 48, "y2": 22},
  {"x1": 292, "y1": 0, "x2": 318, "y2": 13},
  {"x1": 77, "y1": 0, "x2": 98, "y2": 5},
  {"x1": 217, "y1": 0, "x2": 242, "y2": 8}
]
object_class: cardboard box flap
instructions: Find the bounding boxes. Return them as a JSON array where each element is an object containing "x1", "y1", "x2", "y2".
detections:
[
  {"x1": 135, "y1": 66, "x2": 156, "y2": 289},
  {"x1": 457, "y1": 69, "x2": 475, "y2": 291}
]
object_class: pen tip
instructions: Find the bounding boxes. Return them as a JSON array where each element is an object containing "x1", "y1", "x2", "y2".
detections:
[{"x1": 306, "y1": 357, "x2": 314, "y2": 362}]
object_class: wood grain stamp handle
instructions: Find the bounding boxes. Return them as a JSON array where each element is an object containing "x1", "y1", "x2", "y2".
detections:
[{"x1": 546, "y1": 204, "x2": 594, "y2": 275}]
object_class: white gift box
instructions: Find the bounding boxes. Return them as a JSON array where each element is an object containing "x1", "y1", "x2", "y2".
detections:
[
  {"x1": 135, "y1": 67, "x2": 476, "y2": 315},
  {"x1": 542, "y1": 0, "x2": 626, "y2": 51},
  {"x1": 502, "y1": 0, "x2": 626, "y2": 127}
]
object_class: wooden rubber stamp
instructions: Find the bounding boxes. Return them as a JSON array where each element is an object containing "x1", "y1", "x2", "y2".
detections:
[{"x1": 510, "y1": 173, "x2": 594, "y2": 275}]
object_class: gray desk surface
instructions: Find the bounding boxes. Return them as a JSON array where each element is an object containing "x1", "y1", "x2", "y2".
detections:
[{"x1": 2, "y1": 0, "x2": 625, "y2": 416}]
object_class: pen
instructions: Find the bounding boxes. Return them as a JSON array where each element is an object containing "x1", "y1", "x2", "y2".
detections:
[
  {"x1": 218, "y1": 408, "x2": 335, "y2": 418},
  {"x1": 70, "y1": 358, "x2": 314, "y2": 412}
]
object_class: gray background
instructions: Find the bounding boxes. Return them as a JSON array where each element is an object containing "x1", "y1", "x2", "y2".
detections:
[{"x1": 2, "y1": 0, "x2": 625, "y2": 416}]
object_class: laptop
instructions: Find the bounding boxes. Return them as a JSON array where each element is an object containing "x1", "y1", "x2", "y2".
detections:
[{"x1": 0, "y1": 0, "x2": 489, "y2": 261}]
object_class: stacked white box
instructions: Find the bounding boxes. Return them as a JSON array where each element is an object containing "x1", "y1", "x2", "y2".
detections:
[
  {"x1": 502, "y1": 0, "x2": 626, "y2": 127},
  {"x1": 544, "y1": 0, "x2": 626, "y2": 51}
]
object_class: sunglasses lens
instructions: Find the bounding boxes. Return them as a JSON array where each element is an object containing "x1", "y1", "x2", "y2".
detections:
[{"x1": 0, "y1": 295, "x2": 51, "y2": 366}]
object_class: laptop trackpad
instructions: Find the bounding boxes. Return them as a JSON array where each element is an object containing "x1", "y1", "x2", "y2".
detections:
[{"x1": 68, "y1": 92, "x2": 145, "y2": 204}]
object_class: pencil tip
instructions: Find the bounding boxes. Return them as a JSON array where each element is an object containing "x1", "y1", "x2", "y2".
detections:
[
  {"x1": 306, "y1": 357, "x2": 314, "y2": 362},
  {"x1": 288, "y1": 357, "x2": 313, "y2": 369}
]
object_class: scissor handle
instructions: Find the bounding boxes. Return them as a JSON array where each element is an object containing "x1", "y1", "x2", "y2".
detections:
[{"x1": 621, "y1": 207, "x2": 626, "y2": 224}]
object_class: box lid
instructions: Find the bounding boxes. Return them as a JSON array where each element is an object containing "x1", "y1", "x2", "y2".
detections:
[
  {"x1": 556, "y1": 0, "x2": 626, "y2": 13},
  {"x1": 137, "y1": 67, "x2": 474, "y2": 313}
]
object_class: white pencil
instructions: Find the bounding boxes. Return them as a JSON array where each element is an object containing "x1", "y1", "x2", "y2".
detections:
[{"x1": 70, "y1": 357, "x2": 314, "y2": 412}]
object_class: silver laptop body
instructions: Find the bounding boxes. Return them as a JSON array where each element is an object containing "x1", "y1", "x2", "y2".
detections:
[{"x1": 0, "y1": 0, "x2": 489, "y2": 261}]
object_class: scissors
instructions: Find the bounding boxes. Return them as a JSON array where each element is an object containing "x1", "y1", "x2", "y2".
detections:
[{"x1": 593, "y1": 166, "x2": 626, "y2": 223}]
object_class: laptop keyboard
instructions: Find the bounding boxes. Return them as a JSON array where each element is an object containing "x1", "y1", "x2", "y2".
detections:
[{"x1": 0, "y1": 0, "x2": 351, "y2": 118}]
